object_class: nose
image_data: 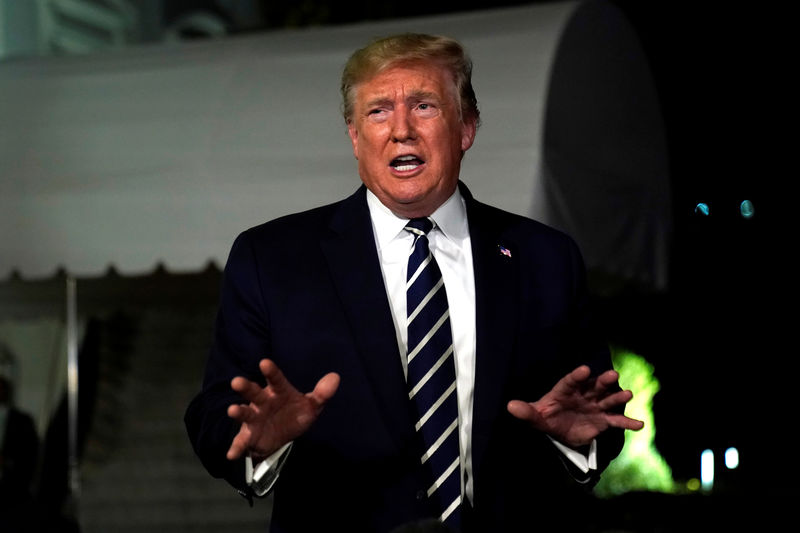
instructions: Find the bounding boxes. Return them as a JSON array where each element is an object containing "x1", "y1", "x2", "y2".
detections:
[{"x1": 390, "y1": 106, "x2": 416, "y2": 143}]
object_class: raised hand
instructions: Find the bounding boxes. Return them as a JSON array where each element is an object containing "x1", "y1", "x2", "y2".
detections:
[
  {"x1": 226, "y1": 359, "x2": 340, "y2": 461},
  {"x1": 507, "y1": 365, "x2": 643, "y2": 448}
]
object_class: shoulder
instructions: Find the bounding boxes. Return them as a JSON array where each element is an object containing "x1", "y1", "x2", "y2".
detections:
[
  {"x1": 235, "y1": 186, "x2": 363, "y2": 247},
  {"x1": 223, "y1": 186, "x2": 367, "y2": 274},
  {"x1": 466, "y1": 194, "x2": 582, "y2": 260},
  {"x1": 240, "y1": 199, "x2": 343, "y2": 244}
]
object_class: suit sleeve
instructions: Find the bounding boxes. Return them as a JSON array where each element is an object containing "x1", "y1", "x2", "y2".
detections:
[
  {"x1": 562, "y1": 235, "x2": 625, "y2": 479},
  {"x1": 514, "y1": 228, "x2": 623, "y2": 485},
  {"x1": 525, "y1": 232, "x2": 624, "y2": 488},
  {"x1": 185, "y1": 230, "x2": 272, "y2": 494}
]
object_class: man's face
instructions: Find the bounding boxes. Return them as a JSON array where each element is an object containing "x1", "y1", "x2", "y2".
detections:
[{"x1": 347, "y1": 62, "x2": 476, "y2": 218}]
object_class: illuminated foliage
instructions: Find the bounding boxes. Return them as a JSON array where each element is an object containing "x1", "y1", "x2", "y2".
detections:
[{"x1": 594, "y1": 347, "x2": 676, "y2": 497}]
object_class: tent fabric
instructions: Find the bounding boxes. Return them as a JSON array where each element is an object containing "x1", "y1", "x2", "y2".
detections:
[
  {"x1": 537, "y1": 0, "x2": 671, "y2": 290},
  {"x1": 0, "y1": 318, "x2": 69, "y2": 437},
  {"x1": 0, "y1": 1, "x2": 669, "y2": 290}
]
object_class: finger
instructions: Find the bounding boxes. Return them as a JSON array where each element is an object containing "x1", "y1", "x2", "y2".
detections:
[
  {"x1": 578, "y1": 369, "x2": 621, "y2": 403},
  {"x1": 226, "y1": 431, "x2": 249, "y2": 460},
  {"x1": 227, "y1": 403, "x2": 257, "y2": 423},
  {"x1": 592, "y1": 369, "x2": 620, "y2": 395},
  {"x1": 226, "y1": 422, "x2": 253, "y2": 460},
  {"x1": 231, "y1": 376, "x2": 266, "y2": 403},
  {"x1": 259, "y1": 359, "x2": 293, "y2": 395},
  {"x1": 567, "y1": 365, "x2": 592, "y2": 384},
  {"x1": 293, "y1": 373, "x2": 341, "y2": 428},
  {"x1": 596, "y1": 369, "x2": 620, "y2": 387},
  {"x1": 606, "y1": 413, "x2": 645, "y2": 431},
  {"x1": 308, "y1": 372, "x2": 340, "y2": 406},
  {"x1": 507, "y1": 400, "x2": 541, "y2": 424},
  {"x1": 552, "y1": 365, "x2": 592, "y2": 394},
  {"x1": 597, "y1": 389, "x2": 634, "y2": 411}
]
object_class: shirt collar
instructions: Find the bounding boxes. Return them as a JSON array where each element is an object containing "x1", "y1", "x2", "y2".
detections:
[{"x1": 366, "y1": 186, "x2": 469, "y2": 249}]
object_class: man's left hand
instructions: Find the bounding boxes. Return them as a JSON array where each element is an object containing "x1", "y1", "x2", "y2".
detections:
[{"x1": 507, "y1": 365, "x2": 644, "y2": 448}]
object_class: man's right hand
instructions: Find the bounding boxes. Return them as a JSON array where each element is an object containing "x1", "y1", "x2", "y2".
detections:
[{"x1": 226, "y1": 358, "x2": 340, "y2": 461}]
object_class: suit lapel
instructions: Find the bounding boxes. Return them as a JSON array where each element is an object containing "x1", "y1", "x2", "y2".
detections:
[
  {"x1": 319, "y1": 186, "x2": 414, "y2": 447},
  {"x1": 462, "y1": 185, "x2": 520, "y2": 482},
  {"x1": 317, "y1": 184, "x2": 521, "y2": 472}
]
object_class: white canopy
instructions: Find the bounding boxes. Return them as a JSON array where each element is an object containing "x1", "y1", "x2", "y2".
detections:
[{"x1": 0, "y1": 0, "x2": 669, "y2": 289}]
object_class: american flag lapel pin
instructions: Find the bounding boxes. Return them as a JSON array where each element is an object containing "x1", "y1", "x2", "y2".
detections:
[{"x1": 498, "y1": 245, "x2": 512, "y2": 258}]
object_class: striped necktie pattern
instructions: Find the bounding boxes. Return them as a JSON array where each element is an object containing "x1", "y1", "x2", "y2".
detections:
[{"x1": 404, "y1": 217, "x2": 462, "y2": 528}]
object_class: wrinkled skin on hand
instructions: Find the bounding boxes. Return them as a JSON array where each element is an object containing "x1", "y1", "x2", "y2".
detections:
[
  {"x1": 226, "y1": 359, "x2": 340, "y2": 460},
  {"x1": 507, "y1": 365, "x2": 644, "y2": 448}
]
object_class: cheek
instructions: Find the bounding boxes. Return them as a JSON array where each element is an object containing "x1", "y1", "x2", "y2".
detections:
[{"x1": 362, "y1": 136, "x2": 388, "y2": 164}]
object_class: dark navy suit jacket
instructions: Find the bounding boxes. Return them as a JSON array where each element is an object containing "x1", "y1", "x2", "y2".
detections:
[{"x1": 185, "y1": 183, "x2": 624, "y2": 532}]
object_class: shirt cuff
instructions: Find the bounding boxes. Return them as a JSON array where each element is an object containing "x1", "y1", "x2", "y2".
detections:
[
  {"x1": 549, "y1": 437, "x2": 597, "y2": 474},
  {"x1": 245, "y1": 442, "x2": 293, "y2": 497}
]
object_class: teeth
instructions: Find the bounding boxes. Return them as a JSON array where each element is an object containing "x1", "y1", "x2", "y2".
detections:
[{"x1": 391, "y1": 155, "x2": 422, "y2": 172}]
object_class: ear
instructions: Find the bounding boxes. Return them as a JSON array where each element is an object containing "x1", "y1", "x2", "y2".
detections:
[
  {"x1": 460, "y1": 115, "x2": 477, "y2": 152},
  {"x1": 346, "y1": 120, "x2": 359, "y2": 160}
]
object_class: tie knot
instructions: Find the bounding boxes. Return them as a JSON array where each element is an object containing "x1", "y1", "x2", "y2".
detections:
[{"x1": 405, "y1": 217, "x2": 434, "y2": 237}]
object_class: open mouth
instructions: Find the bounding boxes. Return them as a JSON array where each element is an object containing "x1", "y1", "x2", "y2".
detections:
[{"x1": 390, "y1": 154, "x2": 425, "y2": 172}]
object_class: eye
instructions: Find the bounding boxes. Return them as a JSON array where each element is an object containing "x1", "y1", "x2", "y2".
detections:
[
  {"x1": 367, "y1": 108, "x2": 388, "y2": 122},
  {"x1": 415, "y1": 102, "x2": 437, "y2": 117}
]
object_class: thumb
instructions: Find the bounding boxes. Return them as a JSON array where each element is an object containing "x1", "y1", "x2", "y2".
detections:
[
  {"x1": 297, "y1": 373, "x2": 341, "y2": 430},
  {"x1": 507, "y1": 400, "x2": 541, "y2": 423},
  {"x1": 309, "y1": 372, "x2": 341, "y2": 406}
]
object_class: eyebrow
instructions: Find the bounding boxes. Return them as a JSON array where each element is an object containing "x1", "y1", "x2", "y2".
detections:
[
  {"x1": 363, "y1": 90, "x2": 443, "y2": 110},
  {"x1": 364, "y1": 96, "x2": 393, "y2": 109}
]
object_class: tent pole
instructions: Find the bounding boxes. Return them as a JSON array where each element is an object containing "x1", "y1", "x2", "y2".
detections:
[{"x1": 66, "y1": 275, "x2": 80, "y2": 495}]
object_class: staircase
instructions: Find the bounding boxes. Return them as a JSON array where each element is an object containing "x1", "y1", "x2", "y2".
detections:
[{"x1": 78, "y1": 306, "x2": 272, "y2": 533}]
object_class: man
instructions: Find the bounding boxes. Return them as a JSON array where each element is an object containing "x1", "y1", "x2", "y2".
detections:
[{"x1": 186, "y1": 33, "x2": 643, "y2": 532}]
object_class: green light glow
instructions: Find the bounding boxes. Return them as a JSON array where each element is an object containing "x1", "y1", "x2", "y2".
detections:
[{"x1": 594, "y1": 347, "x2": 676, "y2": 497}]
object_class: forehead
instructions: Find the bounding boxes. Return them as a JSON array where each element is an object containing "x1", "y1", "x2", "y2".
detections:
[{"x1": 354, "y1": 61, "x2": 457, "y2": 105}]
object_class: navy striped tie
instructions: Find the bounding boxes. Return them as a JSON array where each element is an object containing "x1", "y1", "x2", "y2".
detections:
[{"x1": 405, "y1": 217, "x2": 462, "y2": 528}]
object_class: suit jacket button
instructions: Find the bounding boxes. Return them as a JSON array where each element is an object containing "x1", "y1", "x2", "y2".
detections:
[{"x1": 416, "y1": 489, "x2": 426, "y2": 501}]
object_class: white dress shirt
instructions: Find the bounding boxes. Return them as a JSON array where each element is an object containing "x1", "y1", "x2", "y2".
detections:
[{"x1": 365, "y1": 187, "x2": 478, "y2": 501}]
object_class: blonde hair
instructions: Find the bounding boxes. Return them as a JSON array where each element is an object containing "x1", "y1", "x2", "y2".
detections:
[{"x1": 340, "y1": 33, "x2": 480, "y2": 126}]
